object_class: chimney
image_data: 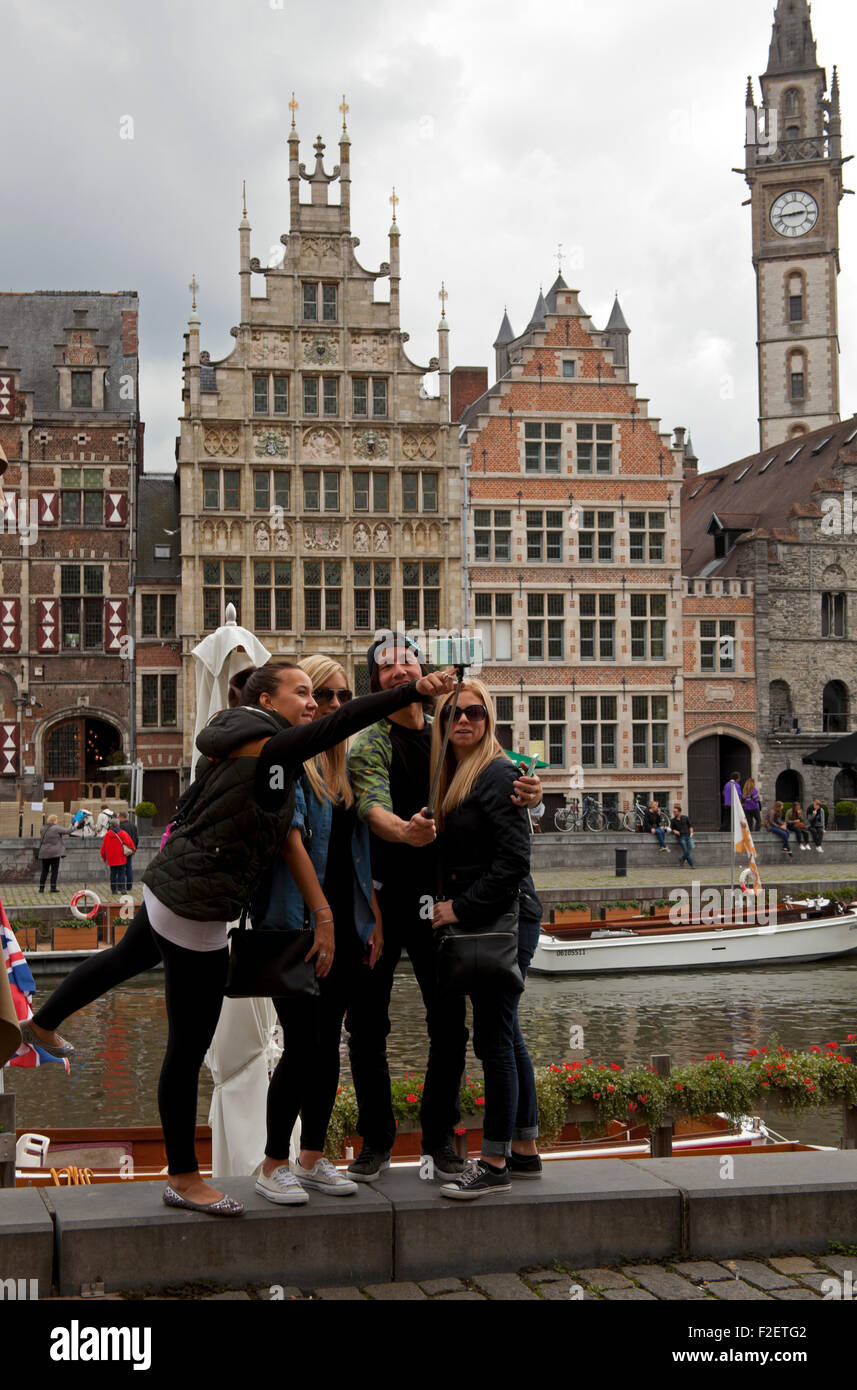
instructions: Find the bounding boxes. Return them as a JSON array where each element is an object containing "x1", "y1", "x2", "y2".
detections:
[{"x1": 451, "y1": 366, "x2": 488, "y2": 423}]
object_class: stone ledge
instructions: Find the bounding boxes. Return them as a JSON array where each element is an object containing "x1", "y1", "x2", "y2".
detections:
[{"x1": 0, "y1": 1187, "x2": 55, "y2": 1293}]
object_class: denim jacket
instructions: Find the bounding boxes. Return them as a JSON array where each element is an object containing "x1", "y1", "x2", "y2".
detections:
[{"x1": 251, "y1": 778, "x2": 376, "y2": 944}]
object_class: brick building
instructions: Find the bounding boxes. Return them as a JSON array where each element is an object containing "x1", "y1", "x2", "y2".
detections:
[
  {"x1": 175, "y1": 104, "x2": 460, "y2": 770},
  {"x1": 0, "y1": 292, "x2": 138, "y2": 806},
  {"x1": 456, "y1": 279, "x2": 688, "y2": 823},
  {"x1": 134, "y1": 472, "x2": 182, "y2": 818}
]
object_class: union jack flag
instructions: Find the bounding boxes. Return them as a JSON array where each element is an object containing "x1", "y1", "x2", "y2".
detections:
[{"x1": 2, "y1": 898, "x2": 70, "y2": 1072}]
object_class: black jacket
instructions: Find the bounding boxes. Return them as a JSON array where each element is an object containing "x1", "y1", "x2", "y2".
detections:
[
  {"x1": 439, "y1": 756, "x2": 531, "y2": 927},
  {"x1": 143, "y1": 681, "x2": 423, "y2": 922}
]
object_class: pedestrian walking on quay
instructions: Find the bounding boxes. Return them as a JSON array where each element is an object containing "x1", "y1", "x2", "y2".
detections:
[
  {"x1": 37, "y1": 815, "x2": 73, "y2": 893},
  {"x1": 100, "y1": 822, "x2": 134, "y2": 894},
  {"x1": 722, "y1": 771, "x2": 742, "y2": 829},
  {"x1": 670, "y1": 805, "x2": 694, "y2": 867},
  {"x1": 428, "y1": 678, "x2": 536, "y2": 1201},
  {"x1": 117, "y1": 812, "x2": 139, "y2": 887},
  {"x1": 741, "y1": 777, "x2": 762, "y2": 832}
]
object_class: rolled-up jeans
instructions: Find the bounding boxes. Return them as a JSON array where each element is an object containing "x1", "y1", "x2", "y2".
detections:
[{"x1": 470, "y1": 982, "x2": 518, "y2": 1157}]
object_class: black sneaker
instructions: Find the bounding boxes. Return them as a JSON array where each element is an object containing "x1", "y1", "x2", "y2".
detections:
[
  {"x1": 440, "y1": 1159, "x2": 511, "y2": 1200},
  {"x1": 422, "y1": 1146, "x2": 466, "y2": 1180},
  {"x1": 508, "y1": 1151, "x2": 542, "y2": 1179},
  {"x1": 346, "y1": 1146, "x2": 392, "y2": 1183}
]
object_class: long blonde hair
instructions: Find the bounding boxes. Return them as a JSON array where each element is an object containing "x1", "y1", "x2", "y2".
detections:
[
  {"x1": 299, "y1": 654, "x2": 354, "y2": 808},
  {"x1": 429, "y1": 678, "x2": 505, "y2": 829}
]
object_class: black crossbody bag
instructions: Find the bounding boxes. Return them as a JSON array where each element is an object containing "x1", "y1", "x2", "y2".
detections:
[
  {"x1": 435, "y1": 857, "x2": 524, "y2": 996},
  {"x1": 225, "y1": 771, "x2": 319, "y2": 1000}
]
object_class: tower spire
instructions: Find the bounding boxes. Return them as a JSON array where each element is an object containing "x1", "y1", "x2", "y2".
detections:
[{"x1": 765, "y1": 0, "x2": 820, "y2": 76}]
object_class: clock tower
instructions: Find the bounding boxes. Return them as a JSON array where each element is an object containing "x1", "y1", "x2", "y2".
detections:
[{"x1": 743, "y1": 0, "x2": 848, "y2": 449}]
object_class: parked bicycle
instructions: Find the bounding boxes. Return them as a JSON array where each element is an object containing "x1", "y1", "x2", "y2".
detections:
[{"x1": 554, "y1": 795, "x2": 607, "y2": 832}]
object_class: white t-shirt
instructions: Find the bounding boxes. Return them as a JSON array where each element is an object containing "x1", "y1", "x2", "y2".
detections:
[{"x1": 143, "y1": 885, "x2": 228, "y2": 953}]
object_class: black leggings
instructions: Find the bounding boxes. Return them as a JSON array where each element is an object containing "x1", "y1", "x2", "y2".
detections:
[
  {"x1": 150, "y1": 924, "x2": 229, "y2": 1175},
  {"x1": 32, "y1": 906, "x2": 161, "y2": 1031}
]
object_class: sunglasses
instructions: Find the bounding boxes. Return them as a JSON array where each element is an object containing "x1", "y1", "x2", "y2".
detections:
[
  {"x1": 440, "y1": 704, "x2": 488, "y2": 725},
  {"x1": 313, "y1": 687, "x2": 353, "y2": 704}
]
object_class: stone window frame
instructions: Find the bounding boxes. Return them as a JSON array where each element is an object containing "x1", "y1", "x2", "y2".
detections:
[
  {"x1": 202, "y1": 468, "x2": 241, "y2": 511},
  {"x1": 402, "y1": 470, "x2": 438, "y2": 514},
  {"x1": 472, "y1": 591, "x2": 513, "y2": 661},
  {"x1": 352, "y1": 376, "x2": 388, "y2": 418},
  {"x1": 140, "y1": 592, "x2": 176, "y2": 639},
  {"x1": 473, "y1": 507, "x2": 512, "y2": 562},
  {"x1": 784, "y1": 267, "x2": 807, "y2": 325},
  {"x1": 352, "y1": 470, "x2": 390, "y2": 513},
  {"x1": 402, "y1": 560, "x2": 440, "y2": 629},
  {"x1": 699, "y1": 618, "x2": 736, "y2": 672},
  {"x1": 302, "y1": 282, "x2": 338, "y2": 324},
  {"x1": 141, "y1": 672, "x2": 178, "y2": 728},
  {"x1": 528, "y1": 692, "x2": 566, "y2": 768},
  {"x1": 524, "y1": 421, "x2": 563, "y2": 473},
  {"x1": 629, "y1": 592, "x2": 668, "y2": 662},
  {"x1": 303, "y1": 559, "x2": 342, "y2": 632},
  {"x1": 631, "y1": 693, "x2": 669, "y2": 769},
  {"x1": 202, "y1": 559, "x2": 242, "y2": 630},
  {"x1": 353, "y1": 560, "x2": 391, "y2": 632},
  {"x1": 788, "y1": 346, "x2": 808, "y2": 403},
  {"x1": 579, "y1": 592, "x2": 616, "y2": 662},
  {"x1": 580, "y1": 692, "x2": 617, "y2": 768},
  {"x1": 628, "y1": 509, "x2": 667, "y2": 563},
  {"x1": 821, "y1": 591, "x2": 846, "y2": 639},
  {"x1": 575, "y1": 422, "x2": 614, "y2": 474},
  {"x1": 578, "y1": 509, "x2": 614, "y2": 564},
  {"x1": 526, "y1": 592, "x2": 565, "y2": 661},
  {"x1": 253, "y1": 560, "x2": 293, "y2": 633},
  {"x1": 252, "y1": 468, "x2": 291, "y2": 513},
  {"x1": 782, "y1": 86, "x2": 803, "y2": 140}
]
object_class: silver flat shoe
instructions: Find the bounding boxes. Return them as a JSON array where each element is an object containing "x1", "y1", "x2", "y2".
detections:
[
  {"x1": 21, "y1": 1022, "x2": 75, "y2": 1057},
  {"x1": 162, "y1": 1184, "x2": 245, "y2": 1217}
]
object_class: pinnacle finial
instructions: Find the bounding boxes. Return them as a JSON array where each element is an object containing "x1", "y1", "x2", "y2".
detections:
[
  {"x1": 389, "y1": 186, "x2": 399, "y2": 224},
  {"x1": 189, "y1": 273, "x2": 199, "y2": 312},
  {"x1": 339, "y1": 94, "x2": 349, "y2": 130},
  {"x1": 289, "y1": 92, "x2": 299, "y2": 130},
  {"x1": 746, "y1": 74, "x2": 754, "y2": 106},
  {"x1": 556, "y1": 243, "x2": 564, "y2": 275},
  {"x1": 439, "y1": 282, "x2": 448, "y2": 319},
  {"x1": 242, "y1": 179, "x2": 247, "y2": 217}
]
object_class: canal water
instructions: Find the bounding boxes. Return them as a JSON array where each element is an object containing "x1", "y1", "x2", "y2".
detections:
[{"x1": 6, "y1": 958, "x2": 857, "y2": 1148}]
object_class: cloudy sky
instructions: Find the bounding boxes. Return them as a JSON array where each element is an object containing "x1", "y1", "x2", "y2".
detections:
[{"x1": 3, "y1": 0, "x2": 854, "y2": 473}]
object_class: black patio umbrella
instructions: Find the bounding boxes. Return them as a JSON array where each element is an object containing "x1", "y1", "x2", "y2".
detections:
[{"x1": 802, "y1": 730, "x2": 857, "y2": 768}]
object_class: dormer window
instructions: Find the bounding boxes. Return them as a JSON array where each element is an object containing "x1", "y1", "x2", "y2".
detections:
[{"x1": 71, "y1": 372, "x2": 92, "y2": 407}]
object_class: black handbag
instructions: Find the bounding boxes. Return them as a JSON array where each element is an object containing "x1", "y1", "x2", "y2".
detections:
[
  {"x1": 436, "y1": 905, "x2": 524, "y2": 996},
  {"x1": 224, "y1": 909, "x2": 319, "y2": 999}
]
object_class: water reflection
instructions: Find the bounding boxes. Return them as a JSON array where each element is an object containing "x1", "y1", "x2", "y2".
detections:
[{"x1": 7, "y1": 959, "x2": 856, "y2": 1149}]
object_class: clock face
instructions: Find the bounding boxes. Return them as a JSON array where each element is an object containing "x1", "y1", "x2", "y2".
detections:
[{"x1": 770, "y1": 190, "x2": 819, "y2": 238}]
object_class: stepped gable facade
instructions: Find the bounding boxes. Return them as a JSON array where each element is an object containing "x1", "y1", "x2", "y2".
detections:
[
  {"x1": 176, "y1": 104, "x2": 459, "y2": 769},
  {"x1": 681, "y1": 415, "x2": 857, "y2": 822},
  {"x1": 0, "y1": 291, "x2": 139, "y2": 806},
  {"x1": 455, "y1": 280, "x2": 688, "y2": 822}
]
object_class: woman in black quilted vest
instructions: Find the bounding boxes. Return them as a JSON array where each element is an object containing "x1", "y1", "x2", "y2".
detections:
[{"x1": 28, "y1": 659, "x2": 453, "y2": 1217}]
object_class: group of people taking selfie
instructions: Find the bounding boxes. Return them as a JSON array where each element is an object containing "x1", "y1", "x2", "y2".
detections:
[{"x1": 24, "y1": 637, "x2": 544, "y2": 1213}]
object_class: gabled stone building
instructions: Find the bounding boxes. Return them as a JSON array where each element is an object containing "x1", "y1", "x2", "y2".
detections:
[
  {"x1": 176, "y1": 105, "x2": 460, "y2": 767},
  {"x1": 455, "y1": 280, "x2": 688, "y2": 823}
]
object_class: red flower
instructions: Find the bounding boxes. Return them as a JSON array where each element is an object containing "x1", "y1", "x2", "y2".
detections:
[
  {"x1": 475, "y1": 1097, "x2": 485, "y2": 1107},
  {"x1": 705, "y1": 1053, "x2": 715, "y2": 1061},
  {"x1": 826, "y1": 1041, "x2": 838, "y2": 1050},
  {"x1": 628, "y1": 1102, "x2": 637, "y2": 1111},
  {"x1": 811, "y1": 1046, "x2": 821, "y2": 1053},
  {"x1": 549, "y1": 1064, "x2": 561, "y2": 1073},
  {"x1": 418, "y1": 1083, "x2": 424, "y2": 1090},
  {"x1": 406, "y1": 1093, "x2": 418, "y2": 1103},
  {"x1": 718, "y1": 1052, "x2": 726, "y2": 1059},
  {"x1": 776, "y1": 1063, "x2": 786, "y2": 1071},
  {"x1": 610, "y1": 1062, "x2": 621, "y2": 1071},
  {"x1": 847, "y1": 1035, "x2": 856, "y2": 1043},
  {"x1": 639, "y1": 1094, "x2": 648, "y2": 1103},
  {"x1": 592, "y1": 1091, "x2": 601, "y2": 1099},
  {"x1": 760, "y1": 1047, "x2": 768, "y2": 1054},
  {"x1": 761, "y1": 1081, "x2": 769, "y2": 1088},
  {"x1": 455, "y1": 1126, "x2": 465, "y2": 1135},
  {"x1": 606, "y1": 1084, "x2": 615, "y2": 1093},
  {"x1": 748, "y1": 1048, "x2": 759, "y2": 1057},
  {"x1": 674, "y1": 1083, "x2": 684, "y2": 1091}
]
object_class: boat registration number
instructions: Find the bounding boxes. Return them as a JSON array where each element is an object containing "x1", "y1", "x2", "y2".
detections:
[{"x1": 554, "y1": 949, "x2": 586, "y2": 957}]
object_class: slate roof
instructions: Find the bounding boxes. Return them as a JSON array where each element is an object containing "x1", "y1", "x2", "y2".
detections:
[
  {"x1": 681, "y1": 415, "x2": 857, "y2": 577},
  {"x1": 136, "y1": 473, "x2": 181, "y2": 582},
  {"x1": 0, "y1": 290, "x2": 139, "y2": 415}
]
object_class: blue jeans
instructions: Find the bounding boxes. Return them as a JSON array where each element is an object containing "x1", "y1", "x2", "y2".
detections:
[
  {"x1": 507, "y1": 912, "x2": 539, "y2": 1139},
  {"x1": 653, "y1": 827, "x2": 666, "y2": 848},
  {"x1": 677, "y1": 835, "x2": 694, "y2": 866},
  {"x1": 473, "y1": 910, "x2": 541, "y2": 1156},
  {"x1": 125, "y1": 857, "x2": 134, "y2": 887},
  {"x1": 109, "y1": 864, "x2": 127, "y2": 893},
  {"x1": 769, "y1": 825, "x2": 790, "y2": 851}
]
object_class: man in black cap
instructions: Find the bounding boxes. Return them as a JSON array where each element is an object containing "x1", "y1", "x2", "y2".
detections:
[{"x1": 345, "y1": 633, "x2": 543, "y2": 1181}]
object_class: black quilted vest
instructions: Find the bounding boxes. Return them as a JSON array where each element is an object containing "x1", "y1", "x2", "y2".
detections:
[{"x1": 142, "y1": 707, "x2": 296, "y2": 922}]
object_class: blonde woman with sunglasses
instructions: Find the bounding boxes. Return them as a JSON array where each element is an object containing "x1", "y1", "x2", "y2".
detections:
[{"x1": 429, "y1": 679, "x2": 535, "y2": 1201}]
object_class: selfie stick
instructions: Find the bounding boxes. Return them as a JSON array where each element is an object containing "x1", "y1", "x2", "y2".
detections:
[{"x1": 424, "y1": 663, "x2": 466, "y2": 820}]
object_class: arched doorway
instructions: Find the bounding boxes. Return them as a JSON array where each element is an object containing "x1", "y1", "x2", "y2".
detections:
[
  {"x1": 44, "y1": 716, "x2": 123, "y2": 806},
  {"x1": 687, "y1": 733, "x2": 753, "y2": 830},
  {"x1": 834, "y1": 769, "x2": 857, "y2": 802},
  {"x1": 823, "y1": 681, "x2": 849, "y2": 733},
  {"x1": 774, "y1": 769, "x2": 803, "y2": 806}
]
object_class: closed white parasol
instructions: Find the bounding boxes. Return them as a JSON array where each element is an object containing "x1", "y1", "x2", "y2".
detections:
[{"x1": 194, "y1": 605, "x2": 297, "y2": 1176}]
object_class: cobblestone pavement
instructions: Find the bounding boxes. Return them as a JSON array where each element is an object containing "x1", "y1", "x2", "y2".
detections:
[
  {"x1": 39, "y1": 1251, "x2": 853, "y2": 1301},
  {"x1": 1, "y1": 882, "x2": 144, "y2": 909}
]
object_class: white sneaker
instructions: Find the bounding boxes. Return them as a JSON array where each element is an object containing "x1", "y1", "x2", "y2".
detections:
[
  {"x1": 817, "y1": 846, "x2": 824, "y2": 853},
  {"x1": 255, "y1": 1165, "x2": 309, "y2": 1205},
  {"x1": 293, "y1": 1156, "x2": 358, "y2": 1196}
]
